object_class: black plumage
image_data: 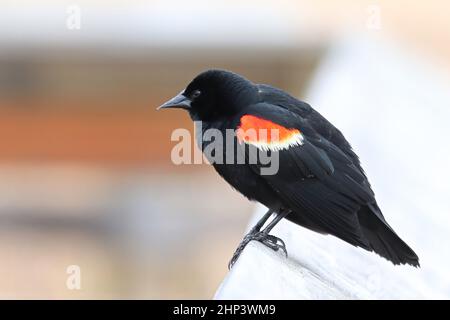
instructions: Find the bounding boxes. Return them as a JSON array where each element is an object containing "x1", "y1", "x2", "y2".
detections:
[{"x1": 159, "y1": 69, "x2": 419, "y2": 267}]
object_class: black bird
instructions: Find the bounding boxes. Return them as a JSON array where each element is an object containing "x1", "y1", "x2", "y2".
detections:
[{"x1": 159, "y1": 69, "x2": 419, "y2": 268}]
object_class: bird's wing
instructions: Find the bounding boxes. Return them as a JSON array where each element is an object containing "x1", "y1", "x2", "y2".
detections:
[
  {"x1": 235, "y1": 104, "x2": 334, "y2": 180},
  {"x1": 236, "y1": 103, "x2": 376, "y2": 247},
  {"x1": 257, "y1": 83, "x2": 364, "y2": 169}
]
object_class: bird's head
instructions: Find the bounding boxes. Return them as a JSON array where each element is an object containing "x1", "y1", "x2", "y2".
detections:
[{"x1": 158, "y1": 69, "x2": 258, "y2": 121}]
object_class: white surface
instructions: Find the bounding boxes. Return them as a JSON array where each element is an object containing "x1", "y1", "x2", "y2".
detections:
[
  {"x1": 216, "y1": 240, "x2": 348, "y2": 300},
  {"x1": 215, "y1": 36, "x2": 450, "y2": 299}
]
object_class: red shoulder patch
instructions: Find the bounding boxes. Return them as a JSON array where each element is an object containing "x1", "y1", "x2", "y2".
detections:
[{"x1": 236, "y1": 115, "x2": 304, "y2": 151}]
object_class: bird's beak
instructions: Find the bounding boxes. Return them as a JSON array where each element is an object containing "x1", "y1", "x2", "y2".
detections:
[{"x1": 157, "y1": 92, "x2": 191, "y2": 110}]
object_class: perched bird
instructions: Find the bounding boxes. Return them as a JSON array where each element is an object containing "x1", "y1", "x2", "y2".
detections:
[{"x1": 159, "y1": 69, "x2": 419, "y2": 268}]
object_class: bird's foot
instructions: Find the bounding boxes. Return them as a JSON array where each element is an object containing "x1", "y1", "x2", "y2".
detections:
[{"x1": 228, "y1": 231, "x2": 288, "y2": 269}]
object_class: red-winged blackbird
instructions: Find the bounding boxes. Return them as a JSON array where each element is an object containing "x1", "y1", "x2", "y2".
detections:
[{"x1": 159, "y1": 69, "x2": 419, "y2": 268}]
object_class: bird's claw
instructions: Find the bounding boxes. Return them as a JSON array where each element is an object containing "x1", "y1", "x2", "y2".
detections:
[
  {"x1": 264, "y1": 234, "x2": 288, "y2": 257},
  {"x1": 228, "y1": 231, "x2": 288, "y2": 269}
]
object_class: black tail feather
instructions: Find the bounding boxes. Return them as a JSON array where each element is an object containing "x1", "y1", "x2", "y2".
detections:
[{"x1": 358, "y1": 206, "x2": 420, "y2": 267}]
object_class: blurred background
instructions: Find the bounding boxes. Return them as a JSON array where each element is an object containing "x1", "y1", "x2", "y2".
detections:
[{"x1": 0, "y1": 0, "x2": 449, "y2": 298}]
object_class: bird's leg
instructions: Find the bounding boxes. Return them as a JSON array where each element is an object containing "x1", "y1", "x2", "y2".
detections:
[
  {"x1": 261, "y1": 209, "x2": 290, "y2": 233},
  {"x1": 246, "y1": 208, "x2": 274, "y2": 235},
  {"x1": 228, "y1": 209, "x2": 290, "y2": 269},
  {"x1": 228, "y1": 209, "x2": 273, "y2": 269},
  {"x1": 256, "y1": 210, "x2": 291, "y2": 256}
]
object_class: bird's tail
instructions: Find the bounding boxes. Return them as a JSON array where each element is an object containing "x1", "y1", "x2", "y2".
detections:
[{"x1": 358, "y1": 205, "x2": 420, "y2": 267}]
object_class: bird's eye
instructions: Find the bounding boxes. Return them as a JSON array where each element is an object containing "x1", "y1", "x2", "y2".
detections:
[{"x1": 191, "y1": 90, "x2": 201, "y2": 99}]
